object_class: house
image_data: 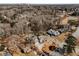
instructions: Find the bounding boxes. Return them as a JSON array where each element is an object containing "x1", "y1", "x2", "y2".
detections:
[{"x1": 47, "y1": 29, "x2": 60, "y2": 36}]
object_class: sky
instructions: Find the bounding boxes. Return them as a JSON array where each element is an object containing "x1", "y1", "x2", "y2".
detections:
[{"x1": 0, "y1": 0, "x2": 79, "y2": 4}]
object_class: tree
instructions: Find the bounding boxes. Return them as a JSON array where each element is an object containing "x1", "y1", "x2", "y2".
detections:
[
  {"x1": 63, "y1": 36, "x2": 76, "y2": 54},
  {"x1": 63, "y1": 44, "x2": 75, "y2": 54},
  {"x1": 65, "y1": 36, "x2": 76, "y2": 46},
  {"x1": 0, "y1": 44, "x2": 5, "y2": 51},
  {"x1": 68, "y1": 20, "x2": 79, "y2": 26}
]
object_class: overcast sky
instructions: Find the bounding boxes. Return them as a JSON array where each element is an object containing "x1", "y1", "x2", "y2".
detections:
[{"x1": 0, "y1": 0, "x2": 79, "y2": 4}]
